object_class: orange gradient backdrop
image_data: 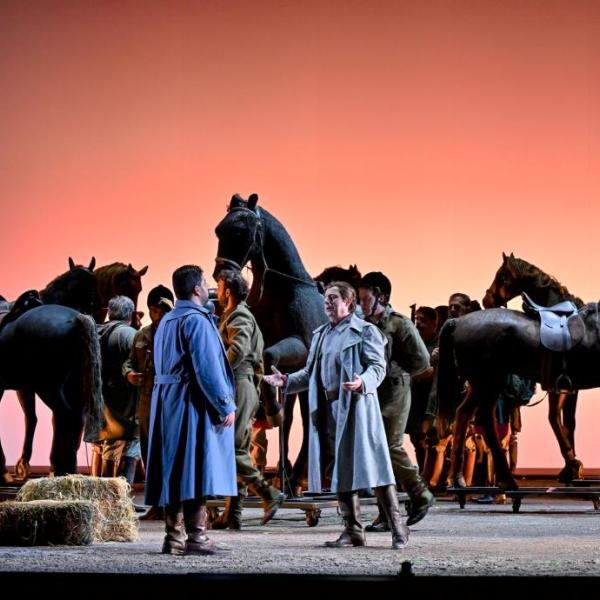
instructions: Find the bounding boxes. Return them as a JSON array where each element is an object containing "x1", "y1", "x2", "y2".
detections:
[{"x1": 1, "y1": 0, "x2": 599, "y2": 470}]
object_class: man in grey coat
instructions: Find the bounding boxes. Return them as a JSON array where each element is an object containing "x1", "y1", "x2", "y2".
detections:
[{"x1": 265, "y1": 281, "x2": 409, "y2": 550}]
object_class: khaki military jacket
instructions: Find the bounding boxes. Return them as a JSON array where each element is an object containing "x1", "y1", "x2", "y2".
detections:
[{"x1": 218, "y1": 301, "x2": 264, "y2": 381}]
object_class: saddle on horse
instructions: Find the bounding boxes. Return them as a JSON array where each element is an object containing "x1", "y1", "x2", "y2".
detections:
[
  {"x1": 521, "y1": 292, "x2": 585, "y2": 391},
  {"x1": 0, "y1": 290, "x2": 43, "y2": 330}
]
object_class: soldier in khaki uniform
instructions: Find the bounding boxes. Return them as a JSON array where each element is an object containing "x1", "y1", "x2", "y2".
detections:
[
  {"x1": 123, "y1": 284, "x2": 174, "y2": 519},
  {"x1": 358, "y1": 272, "x2": 435, "y2": 529},
  {"x1": 212, "y1": 269, "x2": 280, "y2": 529}
]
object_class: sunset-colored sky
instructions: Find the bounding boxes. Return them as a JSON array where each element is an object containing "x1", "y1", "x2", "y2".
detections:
[{"x1": 1, "y1": 1, "x2": 599, "y2": 470}]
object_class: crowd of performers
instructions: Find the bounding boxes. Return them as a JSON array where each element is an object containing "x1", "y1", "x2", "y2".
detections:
[{"x1": 79, "y1": 264, "x2": 535, "y2": 555}]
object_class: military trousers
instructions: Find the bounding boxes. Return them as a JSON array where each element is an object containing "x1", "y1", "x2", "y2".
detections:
[
  {"x1": 378, "y1": 375, "x2": 419, "y2": 487},
  {"x1": 233, "y1": 375, "x2": 264, "y2": 495}
]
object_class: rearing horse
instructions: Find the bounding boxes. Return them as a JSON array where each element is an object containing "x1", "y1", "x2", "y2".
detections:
[
  {"x1": 483, "y1": 252, "x2": 585, "y2": 483},
  {"x1": 214, "y1": 194, "x2": 327, "y2": 489}
]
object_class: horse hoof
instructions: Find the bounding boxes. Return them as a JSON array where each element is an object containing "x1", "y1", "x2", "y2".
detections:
[
  {"x1": 14, "y1": 459, "x2": 30, "y2": 480},
  {"x1": 498, "y1": 479, "x2": 518, "y2": 492}
]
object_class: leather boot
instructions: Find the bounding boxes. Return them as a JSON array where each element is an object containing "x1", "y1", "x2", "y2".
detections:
[
  {"x1": 211, "y1": 495, "x2": 242, "y2": 530},
  {"x1": 90, "y1": 451, "x2": 102, "y2": 477},
  {"x1": 365, "y1": 500, "x2": 390, "y2": 532},
  {"x1": 100, "y1": 458, "x2": 118, "y2": 478},
  {"x1": 403, "y1": 475, "x2": 435, "y2": 526},
  {"x1": 140, "y1": 505, "x2": 164, "y2": 521},
  {"x1": 375, "y1": 484, "x2": 410, "y2": 550},
  {"x1": 120, "y1": 457, "x2": 138, "y2": 486},
  {"x1": 325, "y1": 492, "x2": 366, "y2": 547},
  {"x1": 251, "y1": 479, "x2": 281, "y2": 525},
  {"x1": 162, "y1": 504, "x2": 186, "y2": 555},
  {"x1": 184, "y1": 499, "x2": 221, "y2": 555}
]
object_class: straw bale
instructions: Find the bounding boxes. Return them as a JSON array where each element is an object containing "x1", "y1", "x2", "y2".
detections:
[
  {"x1": 0, "y1": 499, "x2": 94, "y2": 546},
  {"x1": 17, "y1": 475, "x2": 138, "y2": 542}
]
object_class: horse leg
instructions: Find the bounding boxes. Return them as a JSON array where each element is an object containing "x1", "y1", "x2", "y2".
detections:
[
  {"x1": 549, "y1": 391, "x2": 581, "y2": 483},
  {"x1": 479, "y1": 399, "x2": 517, "y2": 491},
  {"x1": 448, "y1": 386, "x2": 478, "y2": 488},
  {"x1": 42, "y1": 387, "x2": 82, "y2": 477},
  {"x1": 0, "y1": 389, "x2": 13, "y2": 484},
  {"x1": 263, "y1": 336, "x2": 309, "y2": 477},
  {"x1": 562, "y1": 392, "x2": 582, "y2": 480},
  {"x1": 289, "y1": 390, "x2": 309, "y2": 492},
  {"x1": 15, "y1": 388, "x2": 37, "y2": 479}
]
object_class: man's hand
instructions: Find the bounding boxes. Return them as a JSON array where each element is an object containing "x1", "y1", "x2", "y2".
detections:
[
  {"x1": 126, "y1": 371, "x2": 144, "y2": 386},
  {"x1": 263, "y1": 366, "x2": 287, "y2": 388},
  {"x1": 342, "y1": 373, "x2": 363, "y2": 392},
  {"x1": 222, "y1": 411, "x2": 235, "y2": 427}
]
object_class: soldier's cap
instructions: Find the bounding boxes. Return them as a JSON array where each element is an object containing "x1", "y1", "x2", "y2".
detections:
[
  {"x1": 147, "y1": 285, "x2": 174, "y2": 311},
  {"x1": 357, "y1": 272, "x2": 392, "y2": 297}
]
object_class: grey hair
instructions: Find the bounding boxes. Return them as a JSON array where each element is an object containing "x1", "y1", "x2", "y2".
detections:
[{"x1": 108, "y1": 295, "x2": 135, "y2": 321}]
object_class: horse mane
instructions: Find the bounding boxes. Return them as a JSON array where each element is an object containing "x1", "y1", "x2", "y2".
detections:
[
  {"x1": 314, "y1": 265, "x2": 362, "y2": 289},
  {"x1": 510, "y1": 256, "x2": 584, "y2": 307}
]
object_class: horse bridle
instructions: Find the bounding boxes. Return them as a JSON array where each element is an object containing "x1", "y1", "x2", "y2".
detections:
[{"x1": 215, "y1": 205, "x2": 317, "y2": 302}]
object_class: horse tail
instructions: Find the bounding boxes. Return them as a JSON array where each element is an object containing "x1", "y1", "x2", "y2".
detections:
[
  {"x1": 75, "y1": 313, "x2": 104, "y2": 442},
  {"x1": 436, "y1": 318, "x2": 461, "y2": 421}
]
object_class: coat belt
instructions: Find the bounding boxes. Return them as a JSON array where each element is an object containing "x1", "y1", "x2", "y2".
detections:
[{"x1": 155, "y1": 374, "x2": 189, "y2": 384}]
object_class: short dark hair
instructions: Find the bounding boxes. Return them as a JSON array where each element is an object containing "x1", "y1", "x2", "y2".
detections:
[
  {"x1": 416, "y1": 306, "x2": 437, "y2": 323},
  {"x1": 172, "y1": 265, "x2": 204, "y2": 300},
  {"x1": 218, "y1": 269, "x2": 249, "y2": 302},
  {"x1": 449, "y1": 292, "x2": 471, "y2": 307},
  {"x1": 324, "y1": 281, "x2": 357, "y2": 313}
]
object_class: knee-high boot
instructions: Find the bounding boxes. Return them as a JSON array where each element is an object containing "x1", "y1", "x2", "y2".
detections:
[
  {"x1": 211, "y1": 495, "x2": 243, "y2": 530},
  {"x1": 325, "y1": 492, "x2": 366, "y2": 547},
  {"x1": 162, "y1": 503, "x2": 186, "y2": 555},
  {"x1": 184, "y1": 499, "x2": 222, "y2": 555},
  {"x1": 375, "y1": 484, "x2": 410, "y2": 550}
]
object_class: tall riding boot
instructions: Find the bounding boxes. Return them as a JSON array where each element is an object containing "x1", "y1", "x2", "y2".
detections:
[
  {"x1": 90, "y1": 451, "x2": 102, "y2": 477},
  {"x1": 375, "y1": 484, "x2": 410, "y2": 550},
  {"x1": 162, "y1": 503, "x2": 186, "y2": 555},
  {"x1": 365, "y1": 500, "x2": 390, "y2": 532},
  {"x1": 211, "y1": 495, "x2": 243, "y2": 530},
  {"x1": 325, "y1": 492, "x2": 366, "y2": 547},
  {"x1": 403, "y1": 474, "x2": 435, "y2": 526},
  {"x1": 184, "y1": 499, "x2": 221, "y2": 555},
  {"x1": 120, "y1": 457, "x2": 138, "y2": 486},
  {"x1": 100, "y1": 458, "x2": 118, "y2": 478},
  {"x1": 251, "y1": 479, "x2": 281, "y2": 525}
]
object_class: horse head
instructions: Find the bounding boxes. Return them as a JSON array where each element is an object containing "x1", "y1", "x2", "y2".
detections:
[
  {"x1": 483, "y1": 252, "x2": 520, "y2": 308},
  {"x1": 214, "y1": 193, "x2": 263, "y2": 279},
  {"x1": 113, "y1": 264, "x2": 148, "y2": 307},
  {"x1": 42, "y1": 258, "x2": 99, "y2": 315}
]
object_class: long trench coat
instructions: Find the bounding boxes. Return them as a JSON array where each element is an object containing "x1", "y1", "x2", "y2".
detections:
[
  {"x1": 145, "y1": 300, "x2": 237, "y2": 506},
  {"x1": 286, "y1": 313, "x2": 395, "y2": 493}
]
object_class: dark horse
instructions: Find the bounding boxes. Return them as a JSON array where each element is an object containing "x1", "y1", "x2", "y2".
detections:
[
  {"x1": 214, "y1": 194, "x2": 327, "y2": 490},
  {"x1": 0, "y1": 302, "x2": 104, "y2": 484},
  {"x1": 437, "y1": 303, "x2": 600, "y2": 490},
  {"x1": 483, "y1": 252, "x2": 585, "y2": 483},
  {"x1": 94, "y1": 262, "x2": 148, "y2": 329},
  {"x1": 0, "y1": 258, "x2": 99, "y2": 478}
]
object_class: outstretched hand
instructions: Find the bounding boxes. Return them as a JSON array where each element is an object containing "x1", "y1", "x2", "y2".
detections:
[
  {"x1": 263, "y1": 366, "x2": 287, "y2": 388},
  {"x1": 342, "y1": 373, "x2": 363, "y2": 392}
]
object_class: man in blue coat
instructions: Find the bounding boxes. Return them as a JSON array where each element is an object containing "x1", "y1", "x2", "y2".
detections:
[{"x1": 145, "y1": 265, "x2": 237, "y2": 556}]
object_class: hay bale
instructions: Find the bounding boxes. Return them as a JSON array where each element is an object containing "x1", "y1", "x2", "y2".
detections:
[
  {"x1": 17, "y1": 475, "x2": 138, "y2": 543},
  {"x1": 0, "y1": 499, "x2": 94, "y2": 546}
]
